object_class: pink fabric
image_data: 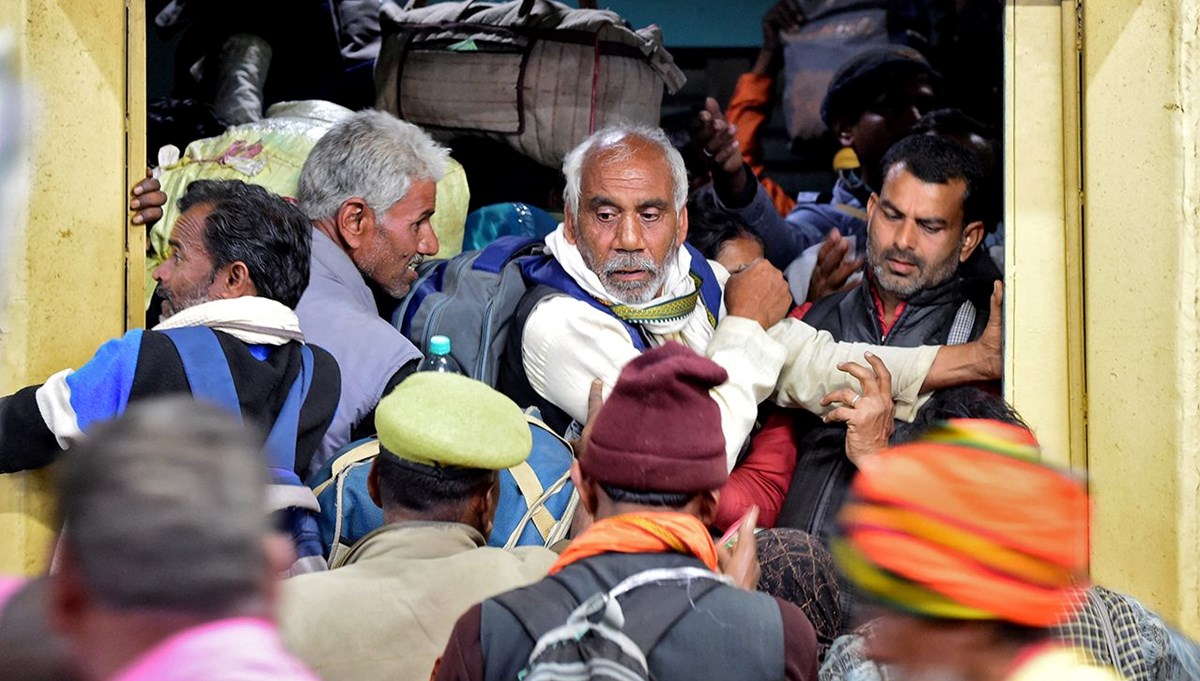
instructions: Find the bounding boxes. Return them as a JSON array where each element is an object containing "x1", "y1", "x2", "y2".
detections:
[
  {"x1": 111, "y1": 617, "x2": 317, "y2": 681},
  {"x1": 0, "y1": 576, "x2": 28, "y2": 613}
]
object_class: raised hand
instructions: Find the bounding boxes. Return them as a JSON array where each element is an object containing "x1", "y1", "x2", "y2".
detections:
[{"x1": 821, "y1": 352, "x2": 895, "y2": 467}]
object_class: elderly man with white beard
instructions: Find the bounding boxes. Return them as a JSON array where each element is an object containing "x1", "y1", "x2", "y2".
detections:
[{"x1": 498, "y1": 124, "x2": 1004, "y2": 468}]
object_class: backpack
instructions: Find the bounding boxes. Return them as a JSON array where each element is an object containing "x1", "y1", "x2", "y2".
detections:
[
  {"x1": 394, "y1": 235, "x2": 725, "y2": 389},
  {"x1": 160, "y1": 327, "x2": 326, "y2": 575},
  {"x1": 394, "y1": 235, "x2": 546, "y2": 386},
  {"x1": 311, "y1": 410, "x2": 577, "y2": 566},
  {"x1": 495, "y1": 566, "x2": 726, "y2": 681}
]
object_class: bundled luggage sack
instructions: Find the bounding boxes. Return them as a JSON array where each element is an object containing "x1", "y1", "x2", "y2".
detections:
[
  {"x1": 312, "y1": 409, "x2": 577, "y2": 566},
  {"x1": 374, "y1": 0, "x2": 686, "y2": 167}
]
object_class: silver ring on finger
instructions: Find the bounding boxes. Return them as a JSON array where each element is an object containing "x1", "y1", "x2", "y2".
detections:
[{"x1": 850, "y1": 393, "x2": 861, "y2": 407}]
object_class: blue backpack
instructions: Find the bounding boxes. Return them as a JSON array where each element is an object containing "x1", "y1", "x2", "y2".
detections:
[
  {"x1": 160, "y1": 327, "x2": 326, "y2": 574},
  {"x1": 311, "y1": 409, "x2": 577, "y2": 566}
]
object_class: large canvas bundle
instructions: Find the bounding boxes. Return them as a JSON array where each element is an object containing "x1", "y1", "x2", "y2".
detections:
[{"x1": 374, "y1": 0, "x2": 685, "y2": 167}]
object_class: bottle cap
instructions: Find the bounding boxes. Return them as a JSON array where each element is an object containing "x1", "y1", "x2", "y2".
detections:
[{"x1": 429, "y1": 335, "x2": 451, "y2": 356}]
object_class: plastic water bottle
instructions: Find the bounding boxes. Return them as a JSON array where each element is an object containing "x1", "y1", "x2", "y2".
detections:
[{"x1": 418, "y1": 335, "x2": 463, "y2": 374}]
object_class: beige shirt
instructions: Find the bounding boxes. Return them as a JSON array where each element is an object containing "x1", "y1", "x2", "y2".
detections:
[{"x1": 279, "y1": 522, "x2": 555, "y2": 681}]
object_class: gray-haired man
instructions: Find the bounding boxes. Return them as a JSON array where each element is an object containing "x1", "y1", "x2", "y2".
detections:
[{"x1": 293, "y1": 110, "x2": 449, "y2": 471}]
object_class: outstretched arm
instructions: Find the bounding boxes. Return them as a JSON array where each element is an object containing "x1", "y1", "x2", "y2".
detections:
[{"x1": 772, "y1": 283, "x2": 1004, "y2": 421}]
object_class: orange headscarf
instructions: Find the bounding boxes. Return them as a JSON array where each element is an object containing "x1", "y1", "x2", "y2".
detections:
[
  {"x1": 835, "y1": 419, "x2": 1090, "y2": 627},
  {"x1": 550, "y1": 511, "x2": 719, "y2": 575}
]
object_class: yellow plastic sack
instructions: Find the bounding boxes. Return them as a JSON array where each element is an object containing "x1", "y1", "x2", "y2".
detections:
[{"x1": 145, "y1": 100, "x2": 469, "y2": 309}]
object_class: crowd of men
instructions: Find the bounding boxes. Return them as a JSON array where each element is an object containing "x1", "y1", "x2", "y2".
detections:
[{"x1": 1, "y1": 1, "x2": 1197, "y2": 680}]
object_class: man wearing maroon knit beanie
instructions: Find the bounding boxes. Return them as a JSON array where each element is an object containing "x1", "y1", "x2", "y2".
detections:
[{"x1": 435, "y1": 342, "x2": 820, "y2": 681}]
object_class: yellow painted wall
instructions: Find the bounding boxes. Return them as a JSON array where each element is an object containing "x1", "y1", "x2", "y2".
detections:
[
  {"x1": 1004, "y1": 0, "x2": 1086, "y2": 471},
  {"x1": 1081, "y1": 0, "x2": 1200, "y2": 633},
  {"x1": 0, "y1": 0, "x2": 142, "y2": 573}
]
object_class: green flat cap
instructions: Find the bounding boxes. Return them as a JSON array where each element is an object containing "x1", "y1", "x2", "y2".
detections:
[{"x1": 375, "y1": 372, "x2": 532, "y2": 470}]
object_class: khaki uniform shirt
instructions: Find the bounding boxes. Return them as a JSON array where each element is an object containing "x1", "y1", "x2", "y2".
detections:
[{"x1": 279, "y1": 521, "x2": 555, "y2": 681}]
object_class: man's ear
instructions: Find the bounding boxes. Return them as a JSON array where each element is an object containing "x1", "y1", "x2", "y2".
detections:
[
  {"x1": 336, "y1": 197, "x2": 373, "y2": 250},
  {"x1": 260, "y1": 531, "x2": 296, "y2": 612},
  {"x1": 473, "y1": 477, "x2": 501, "y2": 538},
  {"x1": 865, "y1": 192, "x2": 880, "y2": 232},
  {"x1": 959, "y1": 220, "x2": 986, "y2": 263},
  {"x1": 220, "y1": 261, "x2": 258, "y2": 299},
  {"x1": 366, "y1": 457, "x2": 383, "y2": 509},
  {"x1": 569, "y1": 460, "x2": 597, "y2": 516},
  {"x1": 675, "y1": 204, "x2": 689, "y2": 246},
  {"x1": 563, "y1": 209, "x2": 578, "y2": 245},
  {"x1": 48, "y1": 545, "x2": 87, "y2": 638},
  {"x1": 695, "y1": 489, "x2": 720, "y2": 527}
]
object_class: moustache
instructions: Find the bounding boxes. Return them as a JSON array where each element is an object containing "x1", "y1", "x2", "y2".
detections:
[
  {"x1": 601, "y1": 253, "x2": 660, "y2": 278},
  {"x1": 880, "y1": 247, "x2": 924, "y2": 270}
]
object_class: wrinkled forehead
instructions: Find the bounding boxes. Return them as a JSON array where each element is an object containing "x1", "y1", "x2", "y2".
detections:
[
  {"x1": 581, "y1": 139, "x2": 676, "y2": 201},
  {"x1": 171, "y1": 202, "x2": 215, "y2": 246}
]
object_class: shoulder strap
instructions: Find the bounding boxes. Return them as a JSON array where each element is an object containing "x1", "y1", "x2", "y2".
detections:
[
  {"x1": 520, "y1": 255, "x2": 649, "y2": 351},
  {"x1": 164, "y1": 328, "x2": 312, "y2": 484},
  {"x1": 161, "y1": 327, "x2": 243, "y2": 423},
  {"x1": 312, "y1": 439, "x2": 382, "y2": 497},
  {"x1": 262, "y1": 344, "x2": 314, "y2": 485},
  {"x1": 684, "y1": 243, "x2": 722, "y2": 324},
  {"x1": 609, "y1": 567, "x2": 724, "y2": 654},
  {"x1": 493, "y1": 576, "x2": 582, "y2": 642}
]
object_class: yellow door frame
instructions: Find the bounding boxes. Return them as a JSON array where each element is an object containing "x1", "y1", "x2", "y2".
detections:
[{"x1": 0, "y1": 0, "x2": 144, "y2": 573}]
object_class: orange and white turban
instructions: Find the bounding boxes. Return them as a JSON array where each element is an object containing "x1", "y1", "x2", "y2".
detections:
[{"x1": 834, "y1": 419, "x2": 1090, "y2": 627}]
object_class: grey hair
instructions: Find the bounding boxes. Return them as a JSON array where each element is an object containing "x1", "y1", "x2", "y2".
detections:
[
  {"x1": 297, "y1": 109, "x2": 449, "y2": 221},
  {"x1": 562, "y1": 124, "x2": 688, "y2": 221},
  {"x1": 59, "y1": 398, "x2": 270, "y2": 615}
]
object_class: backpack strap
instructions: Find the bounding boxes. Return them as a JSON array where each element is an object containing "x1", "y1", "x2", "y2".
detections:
[
  {"x1": 161, "y1": 327, "x2": 243, "y2": 423},
  {"x1": 507, "y1": 461, "x2": 557, "y2": 540},
  {"x1": 312, "y1": 439, "x2": 381, "y2": 497},
  {"x1": 832, "y1": 203, "x2": 869, "y2": 222},
  {"x1": 607, "y1": 567, "x2": 724, "y2": 654},
  {"x1": 494, "y1": 576, "x2": 582, "y2": 642},
  {"x1": 262, "y1": 344, "x2": 314, "y2": 486},
  {"x1": 494, "y1": 566, "x2": 725, "y2": 658},
  {"x1": 684, "y1": 243, "x2": 722, "y2": 324},
  {"x1": 161, "y1": 327, "x2": 312, "y2": 486},
  {"x1": 520, "y1": 255, "x2": 650, "y2": 351}
]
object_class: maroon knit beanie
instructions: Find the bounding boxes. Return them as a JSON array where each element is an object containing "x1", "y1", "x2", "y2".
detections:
[{"x1": 581, "y1": 342, "x2": 729, "y2": 494}]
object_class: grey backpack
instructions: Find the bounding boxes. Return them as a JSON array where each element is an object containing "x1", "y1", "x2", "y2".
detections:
[
  {"x1": 496, "y1": 567, "x2": 726, "y2": 681},
  {"x1": 392, "y1": 235, "x2": 545, "y2": 385}
]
